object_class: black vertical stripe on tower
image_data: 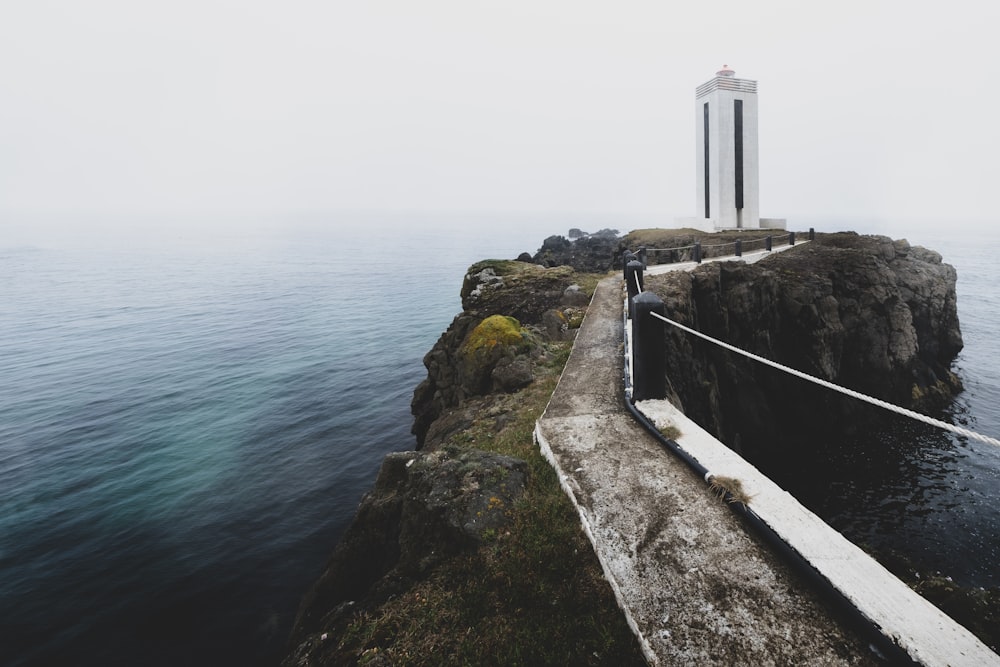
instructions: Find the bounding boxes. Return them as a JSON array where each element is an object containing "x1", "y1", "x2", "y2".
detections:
[
  {"x1": 703, "y1": 102, "x2": 710, "y2": 218},
  {"x1": 734, "y1": 99, "x2": 743, "y2": 210}
]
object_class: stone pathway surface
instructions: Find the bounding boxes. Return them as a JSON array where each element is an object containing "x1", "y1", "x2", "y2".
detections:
[{"x1": 534, "y1": 252, "x2": 999, "y2": 666}]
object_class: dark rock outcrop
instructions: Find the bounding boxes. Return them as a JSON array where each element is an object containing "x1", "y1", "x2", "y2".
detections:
[
  {"x1": 645, "y1": 232, "x2": 963, "y2": 476},
  {"x1": 532, "y1": 231, "x2": 623, "y2": 272},
  {"x1": 284, "y1": 447, "x2": 528, "y2": 665},
  {"x1": 531, "y1": 227, "x2": 779, "y2": 274},
  {"x1": 284, "y1": 254, "x2": 603, "y2": 665},
  {"x1": 412, "y1": 260, "x2": 584, "y2": 447},
  {"x1": 491, "y1": 355, "x2": 534, "y2": 392},
  {"x1": 460, "y1": 260, "x2": 579, "y2": 323}
]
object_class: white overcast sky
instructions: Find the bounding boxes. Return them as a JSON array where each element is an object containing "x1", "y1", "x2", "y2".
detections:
[{"x1": 1, "y1": 1, "x2": 997, "y2": 234}]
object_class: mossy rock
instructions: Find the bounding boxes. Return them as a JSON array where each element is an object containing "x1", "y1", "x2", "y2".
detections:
[
  {"x1": 467, "y1": 259, "x2": 523, "y2": 276},
  {"x1": 462, "y1": 315, "x2": 527, "y2": 359},
  {"x1": 460, "y1": 261, "x2": 527, "y2": 304},
  {"x1": 457, "y1": 316, "x2": 540, "y2": 397},
  {"x1": 460, "y1": 260, "x2": 579, "y2": 325}
]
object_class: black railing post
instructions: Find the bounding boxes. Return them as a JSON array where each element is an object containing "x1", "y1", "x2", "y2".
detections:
[
  {"x1": 789, "y1": 231, "x2": 796, "y2": 246},
  {"x1": 766, "y1": 235, "x2": 772, "y2": 251},
  {"x1": 638, "y1": 246, "x2": 647, "y2": 269},
  {"x1": 623, "y1": 251, "x2": 636, "y2": 281},
  {"x1": 632, "y1": 291, "x2": 666, "y2": 401},
  {"x1": 625, "y1": 260, "x2": 644, "y2": 320},
  {"x1": 809, "y1": 227, "x2": 815, "y2": 241},
  {"x1": 735, "y1": 239, "x2": 742, "y2": 257},
  {"x1": 693, "y1": 241, "x2": 702, "y2": 264}
]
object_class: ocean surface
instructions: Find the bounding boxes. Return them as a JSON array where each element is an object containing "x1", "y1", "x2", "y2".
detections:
[
  {"x1": 1, "y1": 214, "x2": 998, "y2": 665},
  {"x1": 790, "y1": 227, "x2": 1000, "y2": 588}
]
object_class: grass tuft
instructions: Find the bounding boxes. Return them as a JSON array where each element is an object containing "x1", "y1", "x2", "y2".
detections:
[
  {"x1": 707, "y1": 474, "x2": 754, "y2": 506},
  {"x1": 658, "y1": 422, "x2": 682, "y2": 441}
]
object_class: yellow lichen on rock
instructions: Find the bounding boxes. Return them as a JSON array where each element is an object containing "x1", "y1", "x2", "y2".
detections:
[{"x1": 462, "y1": 315, "x2": 526, "y2": 359}]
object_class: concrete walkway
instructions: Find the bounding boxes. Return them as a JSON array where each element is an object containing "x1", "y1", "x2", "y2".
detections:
[{"x1": 534, "y1": 253, "x2": 1000, "y2": 666}]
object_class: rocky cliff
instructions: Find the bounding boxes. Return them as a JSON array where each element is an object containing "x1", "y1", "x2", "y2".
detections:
[
  {"x1": 284, "y1": 229, "x2": 969, "y2": 665},
  {"x1": 284, "y1": 252, "x2": 642, "y2": 666},
  {"x1": 643, "y1": 231, "x2": 963, "y2": 489},
  {"x1": 410, "y1": 259, "x2": 591, "y2": 448},
  {"x1": 284, "y1": 447, "x2": 532, "y2": 664}
]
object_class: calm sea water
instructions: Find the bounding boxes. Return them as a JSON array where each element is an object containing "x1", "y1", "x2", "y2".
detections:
[
  {"x1": 1, "y1": 215, "x2": 998, "y2": 666},
  {"x1": 790, "y1": 226, "x2": 1000, "y2": 589},
  {"x1": 0, "y1": 215, "x2": 574, "y2": 667}
]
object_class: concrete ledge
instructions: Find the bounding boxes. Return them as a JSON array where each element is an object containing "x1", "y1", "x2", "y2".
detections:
[
  {"x1": 534, "y1": 415, "x2": 657, "y2": 663},
  {"x1": 634, "y1": 398, "x2": 999, "y2": 666}
]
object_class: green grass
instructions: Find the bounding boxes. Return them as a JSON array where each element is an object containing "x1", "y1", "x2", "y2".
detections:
[
  {"x1": 572, "y1": 271, "x2": 609, "y2": 299},
  {"x1": 467, "y1": 259, "x2": 523, "y2": 276},
  {"x1": 335, "y1": 341, "x2": 646, "y2": 666}
]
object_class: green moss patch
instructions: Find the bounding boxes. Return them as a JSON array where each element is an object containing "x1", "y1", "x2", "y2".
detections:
[
  {"x1": 461, "y1": 315, "x2": 527, "y2": 359},
  {"x1": 467, "y1": 259, "x2": 523, "y2": 276}
]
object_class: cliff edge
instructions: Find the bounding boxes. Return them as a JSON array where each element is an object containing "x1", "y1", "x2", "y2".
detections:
[
  {"x1": 284, "y1": 228, "x2": 982, "y2": 665},
  {"x1": 643, "y1": 232, "x2": 963, "y2": 486},
  {"x1": 284, "y1": 257, "x2": 643, "y2": 665}
]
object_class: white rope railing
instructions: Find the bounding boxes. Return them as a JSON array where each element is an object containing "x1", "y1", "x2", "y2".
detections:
[
  {"x1": 622, "y1": 231, "x2": 997, "y2": 448},
  {"x1": 646, "y1": 243, "x2": 697, "y2": 252},
  {"x1": 643, "y1": 235, "x2": 782, "y2": 266},
  {"x1": 649, "y1": 311, "x2": 1000, "y2": 449}
]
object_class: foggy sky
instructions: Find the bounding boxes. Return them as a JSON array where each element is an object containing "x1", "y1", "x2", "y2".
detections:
[{"x1": 2, "y1": 1, "x2": 998, "y2": 234}]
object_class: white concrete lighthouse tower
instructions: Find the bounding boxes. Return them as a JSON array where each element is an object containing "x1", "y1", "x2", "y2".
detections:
[{"x1": 681, "y1": 66, "x2": 785, "y2": 232}]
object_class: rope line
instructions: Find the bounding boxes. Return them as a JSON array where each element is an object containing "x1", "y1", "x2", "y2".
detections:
[
  {"x1": 624, "y1": 239, "x2": 997, "y2": 447},
  {"x1": 647, "y1": 244, "x2": 697, "y2": 252},
  {"x1": 646, "y1": 234, "x2": 776, "y2": 252},
  {"x1": 645, "y1": 234, "x2": 778, "y2": 255},
  {"x1": 648, "y1": 311, "x2": 1000, "y2": 449}
]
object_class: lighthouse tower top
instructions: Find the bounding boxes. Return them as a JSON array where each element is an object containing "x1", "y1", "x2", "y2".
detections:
[{"x1": 697, "y1": 66, "x2": 757, "y2": 98}]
